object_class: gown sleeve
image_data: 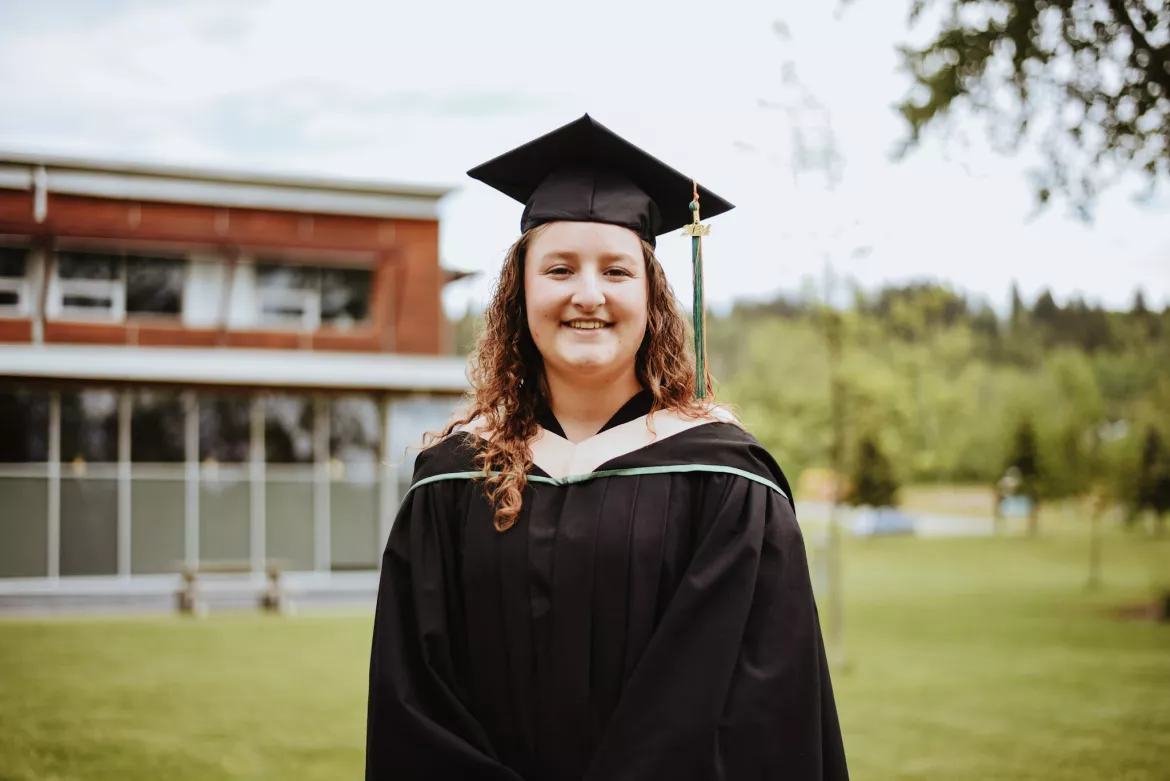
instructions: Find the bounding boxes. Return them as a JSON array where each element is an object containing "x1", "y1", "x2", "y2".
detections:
[
  {"x1": 365, "y1": 453, "x2": 523, "y2": 781},
  {"x1": 583, "y1": 473, "x2": 849, "y2": 781}
]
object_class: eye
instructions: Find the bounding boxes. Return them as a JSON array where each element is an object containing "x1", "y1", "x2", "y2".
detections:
[
  {"x1": 545, "y1": 266, "x2": 572, "y2": 277},
  {"x1": 605, "y1": 267, "x2": 634, "y2": 278}
]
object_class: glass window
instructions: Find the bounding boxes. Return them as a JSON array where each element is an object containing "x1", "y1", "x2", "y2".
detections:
[
  {"x1": 388, "y1": 395, "x2": 458, "y2": 498},
  {"x1": 0, "y1": 387, "x2": 49, "y2": 462},
  {"x1": 264, "y1": 395, "x2": 314, "y2": 464},
  {"x1": 62, "y1": 291, "x2": 116, "y2": 311},
  {"x1": 131, "y1": 391, "x2": 185, "y2": 462},
  {"x1": 60, "y1": 389, "x2": 119, "y2": 463},
  {"x1": 257, "y1": 263, "x2": 317, "y2": 291},
  {"x1": 60, "y1": 476, "x2": 118, "y2": 576},
  {"x1": 199, "y1": 474, "x2": 250, "y2": 563},
  {"x1": 254, "y1": 262, "x2": 371, "y2": 330},
  {"x1": 54, "y1": 251, "x2": 123, "y2": 320},
  {"x1": 330, "y1": 396, "x2": 379, "y2": 465},
  {"x1": 0, "y1": 247, "x2": 26, "y2": 277},
  {"x1": 0, "y1": 474, "x2": 49, "y2": 578},
  {"x1": 256, "y1": 263, "x2": 319, "y2": 328},
  {"x1": 131, "y1": 478, "x2": 185, "y2": 574},
  {"x1": 320, "y1": 268, "x2": 371, "y2": 329},
  {"x1": 126, "y1": 255, "x2": 184, "y2": 317},
  {"x1": 199, "y1": 395, "x2": 251, "y2": 463},
  {"x1": 57, "y1": 251, "x2": 119, "y2": 280},
  {"x1": 0, "y1": 247, "x2": 30, "y2": 315}
]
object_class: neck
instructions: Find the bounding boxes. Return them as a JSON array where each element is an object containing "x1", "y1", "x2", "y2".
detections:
[{"x1": 543, "y1": 365, "x2": 643, "y2": 443}]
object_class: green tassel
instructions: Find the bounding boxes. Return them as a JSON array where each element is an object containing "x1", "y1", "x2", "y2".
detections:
[{"x1": 689, "y1": 199, "x2": 707, "y2": 399}]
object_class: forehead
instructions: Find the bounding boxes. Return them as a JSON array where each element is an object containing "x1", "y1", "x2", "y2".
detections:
[{"x1": 528, "y1": 221, "x2": 644, "y2": 261}]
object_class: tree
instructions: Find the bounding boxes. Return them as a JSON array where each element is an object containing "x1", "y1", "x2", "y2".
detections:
[
  {"x1": 1033, "y1": 289, "x2": 1060, "y2": 328},
  {"x1": 1009, "y1": 281, "x2": 1027, "y2": 334},
  {"x1": 1006, "y1": 418, "x2": 1044, "y2": 534},
  {"x1": 848, "y1": 434, "x2": 901, "y2": 507},
  {"x1": 1134, "y1": 426, "x2": 1170, "y2": 534},
  {"x1": 1132, "y1": 288, "x2": 1149, "y2": 316},
  {"x1": 1128, "y1": 287, "x2": 1162, "y2": 340},
  {"x1": 894, "y1": 0, "x2": 1170, "y2": 216}
]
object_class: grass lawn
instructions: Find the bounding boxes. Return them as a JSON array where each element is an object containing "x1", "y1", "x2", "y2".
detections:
[{"x1": 1, "y1": 521, "x2": 1168, "y2": 780}]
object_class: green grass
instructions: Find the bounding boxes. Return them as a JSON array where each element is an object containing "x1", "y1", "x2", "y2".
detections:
[
  {"x1": 1, "y1": 524, "x2": 1168, "y2": 781},
  {"x1": 830, "y1": 527, "x2": 1170, "y2": 781}
]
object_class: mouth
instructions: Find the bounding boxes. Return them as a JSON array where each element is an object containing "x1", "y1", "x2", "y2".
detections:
[{"x1": 561, "y1": 319, "x2": 613, "y2": 330}]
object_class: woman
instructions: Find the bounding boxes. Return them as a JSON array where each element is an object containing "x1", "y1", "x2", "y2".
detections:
[{"x1": 366, "y1": 115, "x2": 848, "y2": 781}]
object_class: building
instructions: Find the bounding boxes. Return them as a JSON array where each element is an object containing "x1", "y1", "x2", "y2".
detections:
[{"x1": 0, "y1": 152, "x2": 471, "y2": 611}]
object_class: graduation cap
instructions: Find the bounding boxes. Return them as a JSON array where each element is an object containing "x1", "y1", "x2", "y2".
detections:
[{"x1": 467, "y1": 114, "x2": 733, "y2": 398}]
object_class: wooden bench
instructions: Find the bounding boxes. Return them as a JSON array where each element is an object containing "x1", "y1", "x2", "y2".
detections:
[{"x1": 175, "y1": 559, "x2": 293, "y2": 617}]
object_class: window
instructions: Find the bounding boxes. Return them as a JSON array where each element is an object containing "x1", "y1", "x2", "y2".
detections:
[
  {"x1": 0, "y1": 387, "x2": 49, "y2": 462},
  {"x1": 51, "y1": 250, "x2": 184, "y2": 322},
  {"x1": 60, "y1": 390, "x2": 119, "y2": 463},
  {"x1": 126, "y1": 255, "x2": 184, "y2": 316},
  {"x1": 255, "y1": 262, "x2": 370, "y2": 331},
  {"x1": 198, "y1": 395, "x2": 251, "y2": 463},
  {"x1": 256, "y1": 264, "x2": 319, "y2": 329},
  {"x1": 0, "y1": 247, "x2": 30, "y2": 318},
  {"x1": 131, "y1": 391, "x2": 185, "y2": 463},
  {"x1": 55, "y1": 252, "x2": 123, "y2": 321},
  {"x1": 320, "y1": 268, "x2": 371, "y2": 328},
  {"x1": 265, "y1": 395, "x2": 314, "y2": 464},
  {"x1": 330, "y1": 396, "x2": 379, "y2": 466}
]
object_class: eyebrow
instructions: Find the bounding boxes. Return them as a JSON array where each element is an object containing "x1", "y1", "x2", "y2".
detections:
[{"x1": 538, "y1": 250, "x2": 639, "y2": 264}]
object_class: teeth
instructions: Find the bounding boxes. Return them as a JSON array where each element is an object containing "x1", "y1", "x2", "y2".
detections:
[{"x1": 566, "y1": 321, "x2": 606, "y2": 329}]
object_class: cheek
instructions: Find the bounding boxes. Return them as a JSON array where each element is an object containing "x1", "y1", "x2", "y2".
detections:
[
  {"x1": 524, "y1": 280, "x2": 559, "y2": 337},
  {"x1": 616, "y1": 284, "x2": 649, "y2": 334}
]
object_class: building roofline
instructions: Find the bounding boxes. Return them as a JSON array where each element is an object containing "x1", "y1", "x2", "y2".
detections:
[
  {"x1": 0, "y1": 345, "x2": 471, "y2": 394},
  {"x1": 0, "y1": 149, "x2": 454, "y2": 200}
]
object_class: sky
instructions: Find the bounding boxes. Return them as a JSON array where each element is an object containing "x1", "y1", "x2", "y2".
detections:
[{"x1": 0, "y1": 0, "x2": 1166, "y2": 317}]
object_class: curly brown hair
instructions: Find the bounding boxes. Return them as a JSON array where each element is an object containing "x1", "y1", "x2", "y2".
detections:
[{"x1": 427, "y1": 224, "x2": 714, "y2": 531}]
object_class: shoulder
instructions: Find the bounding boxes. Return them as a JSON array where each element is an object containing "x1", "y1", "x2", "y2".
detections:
[
  {"x1": 680, "y1": 422, "x2": 802, "y2": 525},
  {"x1": 412, "y1": 431, "x2": 483, "y2": 482},
  {"x1": 626, "y1": 412, "x2": 795, "y2": 508},
  {"x1": 689, "y1": 422, "x2": 791, "y2": 491}
]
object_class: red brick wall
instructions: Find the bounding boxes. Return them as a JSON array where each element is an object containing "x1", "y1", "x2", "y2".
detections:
[
  {"x1": 0, "y1": 189, "x2": 444, "y2": 354},
  {"x1": 0, "y1": 319, "x2": 32, "y2": 343}
]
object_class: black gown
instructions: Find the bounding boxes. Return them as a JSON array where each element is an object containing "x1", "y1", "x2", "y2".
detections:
[{"x1": 366, "y1": 392, "x2": 848, "y2": 780}]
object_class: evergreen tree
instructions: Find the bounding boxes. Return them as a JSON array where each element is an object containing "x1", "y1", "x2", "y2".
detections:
[
  {"x1": 1032, "y1": 290, "x2": 1059, "y2": 330},
  {"x1": 1006, "y1": 419, "x2": 1043, "y2": 535},
  {"x1": 1008, "y1": 420, "x2": 1041, "y2": 488},
  {"x1": 1135, "y1": 427, "x2": 1170, "y2": 534},
  {"x1": 1129, "y1": 288, "x2": 1160, "y2": 342},
  {"x1": 1009, "y1": 282, "x2": 1026, "y2": 335},
  {"x1": 1132, "y1": 289, "x2": 1148, "y2": 318},
  {"x1": 848, "y1": 434, "x2": 899, "y2": 508}
]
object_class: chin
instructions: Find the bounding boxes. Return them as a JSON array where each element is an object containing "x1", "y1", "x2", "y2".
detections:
[{"x1": 555, "y1": 350, "x2": 624, "y2": 375}]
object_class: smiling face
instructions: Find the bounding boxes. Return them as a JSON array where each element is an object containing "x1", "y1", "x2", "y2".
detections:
[{"x1": 524, "y1": 221, "x2": 649, "y2": 385}]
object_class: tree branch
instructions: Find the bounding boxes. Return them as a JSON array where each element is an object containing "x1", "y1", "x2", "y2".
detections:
[{"x1": 1105, "y1": 0, "x2": 1170, "y2": 98}]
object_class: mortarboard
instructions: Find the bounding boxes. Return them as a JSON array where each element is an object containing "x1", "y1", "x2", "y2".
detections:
[
  {"x1": 467, "y1": 114, "x2": 733, "y2": 398},
  {"x1": 467, "y1": 114, "x2": 733, "y2": 248}
]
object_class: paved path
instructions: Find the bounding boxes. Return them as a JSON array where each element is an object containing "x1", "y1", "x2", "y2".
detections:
[{"x1": 795, "y1": 501, "x2": 1008, "y2": 538}]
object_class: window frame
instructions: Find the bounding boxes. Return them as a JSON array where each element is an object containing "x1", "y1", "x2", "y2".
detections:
[
  {"x1": 0, "y1": 244, "x2": 32, "y2": 319},
  {"x1": 256, "y1": 284, "x2": 322, "y2": 330},
  {"x1": 251, "y1": 257, "x2": 373, "y2": 333},
  {"x1": 47, "y1": 247, "x2": 186, "y2": 323}
]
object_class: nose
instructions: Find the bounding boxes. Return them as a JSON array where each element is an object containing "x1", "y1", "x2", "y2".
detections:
[{"x1": 570, "y1": 268, "x2": 605, "y2": 310}]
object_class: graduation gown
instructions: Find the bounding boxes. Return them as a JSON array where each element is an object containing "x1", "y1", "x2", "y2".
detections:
[{"x1": 366, "y1": 392, "x2": 848, "y2": 780}]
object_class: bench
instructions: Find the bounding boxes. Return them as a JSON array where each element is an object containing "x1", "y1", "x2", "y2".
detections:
[{"x1": 175, "y1": 559, "x2": 293, "y2": 617}]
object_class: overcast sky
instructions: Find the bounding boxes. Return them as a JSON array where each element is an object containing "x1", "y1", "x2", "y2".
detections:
[{"x1": 1, "y1": 0, "x2": 1167, "y2": 316}]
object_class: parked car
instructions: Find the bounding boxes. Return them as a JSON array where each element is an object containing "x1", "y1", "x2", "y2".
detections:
[{"x1": 851, "y1": 506, "x2": 916, "y2": 537}]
